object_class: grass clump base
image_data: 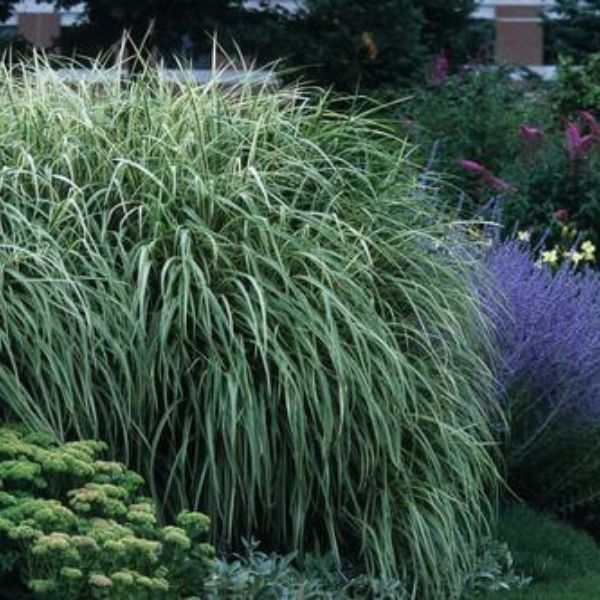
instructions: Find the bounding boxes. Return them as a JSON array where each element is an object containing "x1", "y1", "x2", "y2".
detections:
[{"x1": 0, "y1": 54, "x2": 500, "y2": 598}]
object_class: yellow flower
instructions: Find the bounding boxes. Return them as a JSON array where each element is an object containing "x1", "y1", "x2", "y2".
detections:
[
  {"x1": 361, "y1": 32, "x2": 379, "y2": 60},
  {"x1": 582, "y1": 240, "x2": 596, "y2": 261},
  {"x1": 467, "y1": 226, "x2": 481, "y2": 239},
  {"x1": 541, "y1": 249, "x2": 559, "y2": 265},
  {"x1": 517, "y1": 230, "x2": 531, "y2": 242},
  {"x1": 567, "y1": 251, "x2": 584, "y2": 266}
]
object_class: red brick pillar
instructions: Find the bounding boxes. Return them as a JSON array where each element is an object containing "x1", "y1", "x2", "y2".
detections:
[
  {"x1": 495, "y1": 6, "x2": 544, "y2": 66},
  {"x1": 17, "y1": 13, "x2": 61, "y2": 48}
]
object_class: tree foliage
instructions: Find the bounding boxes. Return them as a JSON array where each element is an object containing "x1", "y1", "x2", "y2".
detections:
[
  {"x1": 0, "y1": 0, "x2": 245, "y2": 57},
  {"x1": 0, "y1": 0, "x2": 478, "y2": 88},
  {"x1": 248, "y1": 0, "x2": 478, "y2": 89},
  {"x1": 546, "y1": 0, "x2": 600, "y2": 63}
]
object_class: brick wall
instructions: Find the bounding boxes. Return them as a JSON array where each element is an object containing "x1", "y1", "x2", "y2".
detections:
[
  {"x1": 17, "y1": 12, "x2": 60, "y2": 48},
  {"x1": 495, "y1": 5, "x2": 545, "y2": 65}
]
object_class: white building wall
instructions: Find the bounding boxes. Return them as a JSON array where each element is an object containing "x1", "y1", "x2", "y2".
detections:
[
  {"x1": 474, "y1": 0, "x2": 557, "y2": 19},
  {"x1": 5, "y1": 1, "x2": 85, "y2": 26}
]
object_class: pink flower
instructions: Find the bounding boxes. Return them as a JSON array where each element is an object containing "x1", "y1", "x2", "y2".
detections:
[
  {"x1": 459, "y1": 159, "x2": 487, "y2": 174},
  {"x1": 580, "y1": 110, "x2": 600, "y2": 137},
  {"x1": 487, "y1": 175, "x2": 514, "y2": 191},
  {"x1": 519, "y1": 124, "x2": 543, "y2": 145},
  {"x1": 459, "y1": 159, "x2": 515, "y2": 193},
  {"x1": 432, "y1": 53, "x2": 449, "y2": 87},
  {"x1": 554, "y1": 208, "x2": 570, "y2": 222},
  {"x1": 565, "y1": 122, "x2": 595, "y2": 160}
]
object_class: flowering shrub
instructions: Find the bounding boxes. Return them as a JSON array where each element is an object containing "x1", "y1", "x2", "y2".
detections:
[
  {"x1": 500, "y1": 109, "x2": 600, "y2": 257},
  {"x1": 390, "y1": 65, "x2": 600, "y2": 253},
  {"x1": 486, "y1": 238, "x2": 600, "y2": 414},
  {"x1": 483, "y1": 238, "x2": 600, "y2": 528},
  {"x1": 391, "y1": 68, "x2": 541, "y2": 197},
  {"x1": 0, "y1": 427, "x2": 214, "y2": 598},
  {"x1": 514, "y1": 227, "x2": 596, "y2": 268}
]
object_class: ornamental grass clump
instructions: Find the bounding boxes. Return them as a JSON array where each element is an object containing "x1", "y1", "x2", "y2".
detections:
[
  {"x1": 0, "y1": 426, "x2": 214, "y2": 598},
  {"x1": 0, "y1": 55, "x2": 499, "y2": 597},
  {"x1": 484, "y1": 238, "x2": 600, "y2": 527}
]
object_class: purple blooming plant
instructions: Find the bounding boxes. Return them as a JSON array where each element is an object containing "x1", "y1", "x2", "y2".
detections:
[
  {"x1": 484, "y1": 239, "x2": 600, "y2": 419},
  {"x1": 481, "y1": 237, "x2": 600, "y2": 521}
]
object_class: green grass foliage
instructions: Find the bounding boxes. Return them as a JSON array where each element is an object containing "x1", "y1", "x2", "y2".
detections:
[
  {"x1": 0, "y1": 426, "x2": 214, "y2": 598},
  {"x1": 0, "y1": 55, "x2": 499, "y2": 597}
]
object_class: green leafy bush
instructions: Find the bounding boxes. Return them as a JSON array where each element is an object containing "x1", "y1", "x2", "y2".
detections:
[
  {"x1": 0, "y1": 426, "x2": 214, "y2": 598},
  {"x1": 515, "y1": 53, "x2": 600, "y2": 240},
  {"x1": 463, "y1": 538, "x2": 531, "y2": 596},
  {"x1": 0, "y1": 56, "x2": 500, "y2": 598},
  {"x1": 388, "y1": 69, "x2": 545, "y2": 207},
  {"x1": 242, "y1": 0, "x2": 426, "y2": 91},
  {"x1": 502, "y1": 408, "x2": 600, "y2": 536},
  {"x1": 553, "y1": 53, "x2": 600, "y2": 117},
  {"x1": 209, "y1": 538, "x2": 527, "y2": 599},
  {"x1": 501, "y1": 109, "x2": 600, "y2": 259},
  {"x1": 207, "y1": 539, "x2": 406, "y2": 599}
]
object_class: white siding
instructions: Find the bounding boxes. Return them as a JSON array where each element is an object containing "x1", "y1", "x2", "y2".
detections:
[
  {"x1": 474, "y1": 0, "x2": 557, "y2": 19},
  {"x1": 244, "y1": 1, "x2": 302, "y2": 12},
  {"x1": 5, "y1": 2, "x2": 85, "y2": 25}
]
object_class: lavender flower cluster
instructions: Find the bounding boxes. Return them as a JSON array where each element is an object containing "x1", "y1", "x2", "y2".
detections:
[{"x1": 484, "y1": 239, "x2": 600, "y2": 417}]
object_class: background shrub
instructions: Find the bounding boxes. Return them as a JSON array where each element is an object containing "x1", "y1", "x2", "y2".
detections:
[
  {"x1": 395, "y1": 69, "x2": 539, "y2": 177},
  {"x1": 553, "y1": 54, "x2": 600, "y2": 117},
  {"x1": 238, "y1": 0, "x2": 486, "y2": 91},
  {"x1": 387, "y1": 67, "x2": 600, "y2": 253},
  {"x1": 502, "y1": 112, "x2": 600, "y2": 255},
  {"x1": 0, "y1": 57, "x2": 499, "y2": 598},
  {"x1": 0, "y1": 426, "x2": 214, "y2": 598},
  {"x1": 384, "y1": 69, "x2": 546, "y2": 216},
  {"x1": 40, "y1": 0, "x2": 481, "y2": 91}
]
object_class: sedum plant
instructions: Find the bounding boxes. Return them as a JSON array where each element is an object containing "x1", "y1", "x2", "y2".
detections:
[
  {"x1": 0, "y1": 426, "x2": 214, "y2": 598},
  {"x1": 0, "y1": 54, "x2": 500, "y2": 598}
]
